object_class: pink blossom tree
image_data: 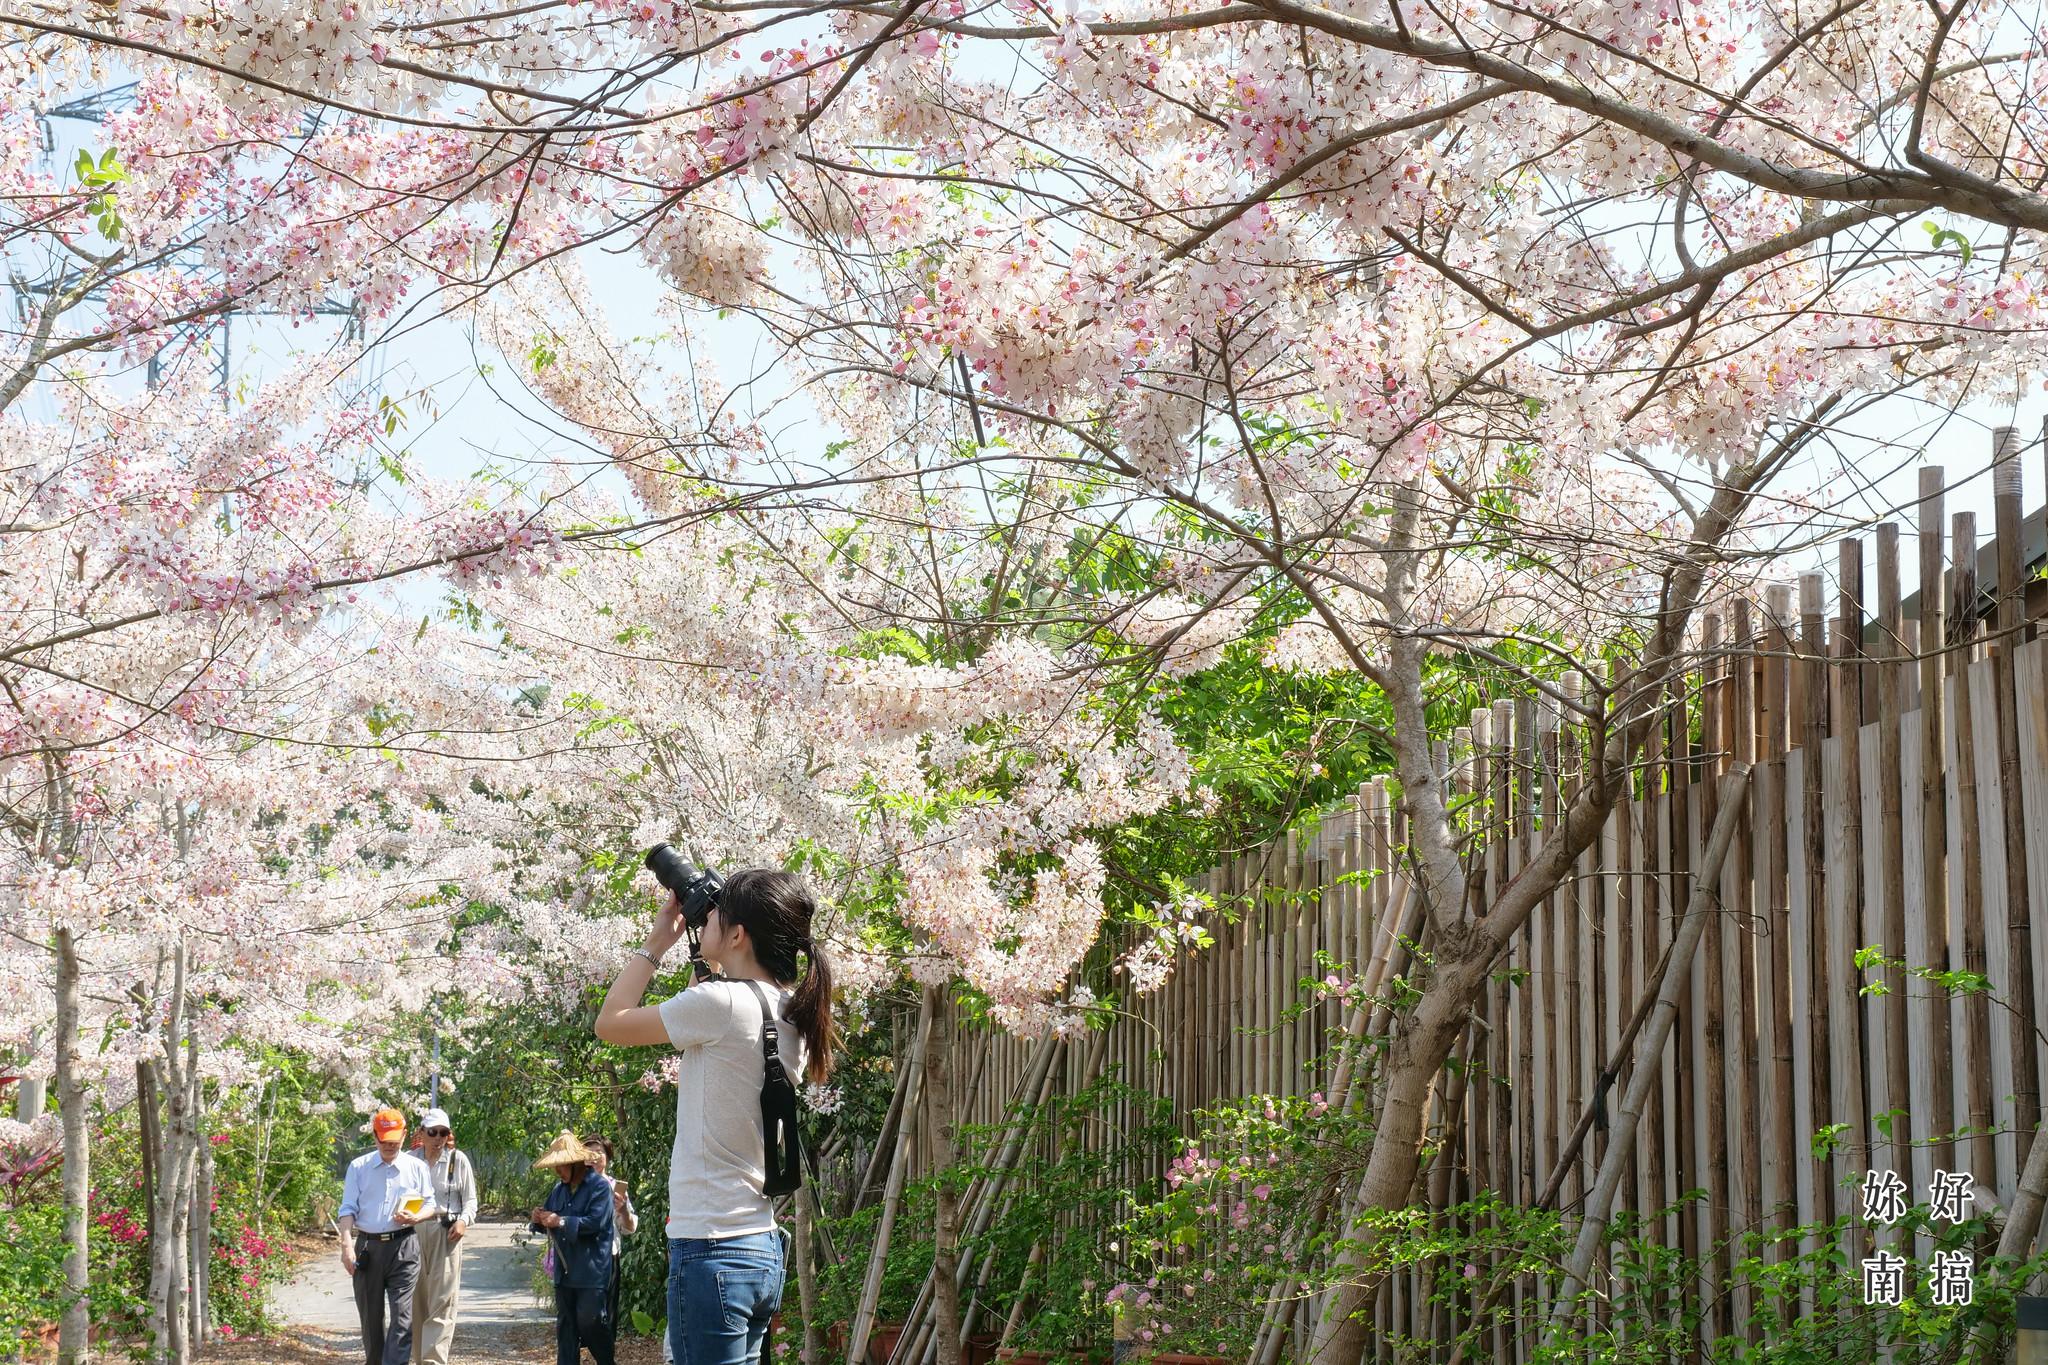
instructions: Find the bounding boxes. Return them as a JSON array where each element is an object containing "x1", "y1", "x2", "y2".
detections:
[{"x1": 14, "y1": 4, "x2": 2048, "y2": 1361}]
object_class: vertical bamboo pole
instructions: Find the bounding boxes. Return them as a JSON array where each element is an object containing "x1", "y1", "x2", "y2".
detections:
[
  {"x1": 1610, "y1": 666, "x2": 1642, "y2": 1244},
  {"x1": 1640, "y1": 677, "x2": 1670, "y2": 1253},
  {"x1": 1700, "y1": 612, "x2": 1732, "y2": 1338},
  {"x1": 1622, "y1": 683, "x2": 1654, "y2": 1252},
  {"x1": 1762, "y1": 581, "x2": 1798, "y2": 1263},
  {"x1": 1238, "y1": 851, "x2": 1255, "y2": 1102},
  {"x1": 1992, "y1": 428, "x2": 2039, "y2": 1144},
  {"x1": 1832, "y1": 542, "x2": 1870, "y2": 1273},
  {"x1": 1917, "y1": 470, "x2": 1956, "y2": 1174},
  {"x1": 1558, "y1": 689, "x2": 1585, "y2": 1218},
  {"x1": 1729, "y1": 595, "x2": 1761, "y2": 1340},
  {"x1": 1516, "y1": 696, "x2": 1538, "y2": 1211},
  {"x1": 1473, "y1": 706, "x2": 1509, "y2": 1364},
  {"x1": 1488, "y1": 697, "x2": 1513, "y2": 1195},
  {"x1": 1240, "y1": 851, "x2": 1256, "y2": 1103},
  {"x1": 1874, "y1": 525, "x2": 1911, "y2": 1179},
  {"x1": 1298, "y1": 824, "x2": 1316, "y2": 1099},
  {"x1": 1279, "y1": 832, "x2": 1299, "y2": 1100},
  {"x1": 1797, "y1": 572, "x2": 1833, "y2": 1237},
  {"x1": 1949, "y1": 510, "x2": 1996, "y2": 1186},
  {"x1": 1537, "y1": 703, "x2": 1561, "y2": 1203}
]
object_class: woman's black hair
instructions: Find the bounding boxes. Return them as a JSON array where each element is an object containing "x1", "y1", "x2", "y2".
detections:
[
  {"x1": 581, "y1": 1134, "x2": 613, "y2": 1162},
  {"x1": 721, "y1": 869, "x2": 836, "y2": 1084}
]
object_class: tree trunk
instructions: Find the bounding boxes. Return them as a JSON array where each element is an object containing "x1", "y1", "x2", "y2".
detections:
[
  {"x1": 1297, "y1": 1004, "x2": 1486, "y2": 1358},
  {"x1": 1998, "y1": 1120, "x2": 2048, "y2": 1263},
  {"x1": 55, "y1": 926, "x2": 91, "y2": 1365},
  {"x1": 138, "y1": 1059, "x2": 160, "y2": 1247},
  {"x1": 903, "y1": 1026, "x2": 1074, "y2": 1365},
  {"x1": 1250, "y1": 886, "x2": 1417, "y2": 1365},
  {"x1": 188, "y1": 1043, "x2": 212, "y2": 1351},
  {"x1": 149, "y1": 939, "x2": 194, "y2": 1365},
  {"x1": 928, "y1": 991, "x2": 963, "y2": 1365},
  {"x1": 794, "y1": 1172, "x2": 823, "y2": 1365},
  {"x1": 251, "y1": 1076, "x2": 273, "y2": 1236}
]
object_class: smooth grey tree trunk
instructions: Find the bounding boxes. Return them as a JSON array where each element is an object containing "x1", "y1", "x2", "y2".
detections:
[
  {"x1": 148, "y1": 939, "x2": 195, "y2": 1365},
  {"x1": 187, "y1": 1043, "x2": 212, "y2": 1350},
  {"x1": 55, "y1": 927, "x2": 90, "y2": 1365}
]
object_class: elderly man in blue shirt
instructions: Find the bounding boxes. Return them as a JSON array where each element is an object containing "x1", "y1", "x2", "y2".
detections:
[
  {"x1": 529, "y1": 1131, "x2": 616, "y2": 1365},
  {"x1": 339, "y1": 1107, "x2": 435, "y2": 1365}
]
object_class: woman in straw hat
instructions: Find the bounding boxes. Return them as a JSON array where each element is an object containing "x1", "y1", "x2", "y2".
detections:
[
  {"x1": 596, "y1": 869, "x2": 836, "y2": 1365},
  {"x1": 529, "y1": 1131, "x2": 616, "y2": 1365}
]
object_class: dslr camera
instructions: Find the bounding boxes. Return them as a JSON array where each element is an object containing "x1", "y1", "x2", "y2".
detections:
[{"x1": 645, "y1": 844, "x2": 724, "y2": 931}]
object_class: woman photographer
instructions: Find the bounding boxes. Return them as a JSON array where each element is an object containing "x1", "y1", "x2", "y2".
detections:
[{"x1": 595, "y1": 869, "x2": 835, "y2": 1365}]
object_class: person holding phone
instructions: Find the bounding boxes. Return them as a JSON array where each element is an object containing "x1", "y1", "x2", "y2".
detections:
[{"x1": 581, "y1": 1136, "x2": 636, "y2": 1341}]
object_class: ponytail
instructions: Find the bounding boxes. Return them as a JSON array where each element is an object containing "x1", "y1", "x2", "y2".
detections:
[
  {"x1": 788, "y1": 944, "x2": 836, "y2": 1086},
  {"x1": 721, "y1": 868, "x2": 837, "y2": 1084}
]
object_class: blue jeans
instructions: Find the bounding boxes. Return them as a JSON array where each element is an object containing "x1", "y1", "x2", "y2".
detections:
[{"x1": 667, "y1": 1232, "x2": 784, "y2": 1365}]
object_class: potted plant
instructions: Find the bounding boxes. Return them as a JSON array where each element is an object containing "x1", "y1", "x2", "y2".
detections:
[{"x1": 824, "y1": 1319, "x2": 909, "y2": 1361}]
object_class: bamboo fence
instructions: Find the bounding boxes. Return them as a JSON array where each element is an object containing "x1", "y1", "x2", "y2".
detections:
[{"x1": 887, "y1": 458, "x2": 2048, "y2": 1361}]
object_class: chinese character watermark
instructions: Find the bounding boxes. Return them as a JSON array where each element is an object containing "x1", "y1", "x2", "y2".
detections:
[
  {"x1": 1929, "y1": 1170, "x2": 1975, "y2": 1224},
  {"x1": 1929, "y1": 1250, "x2": 1975, "y2": 1307},
  {"x1": 1861, "y1": 1250, "x2": 1908, "y2": 1306},
  {"x1": 1861, "y1": 1169, "x2": 1910, "y2": 1226}
]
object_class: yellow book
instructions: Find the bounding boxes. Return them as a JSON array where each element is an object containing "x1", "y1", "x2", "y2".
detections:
[{"x1": 402, "y1": 1196, "x2": 426, "y2": 1216}]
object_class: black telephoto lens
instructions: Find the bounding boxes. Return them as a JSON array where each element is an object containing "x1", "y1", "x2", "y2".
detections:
[
  {"x1": 645, "y1": 843, "x2": 691, "y2": 894},
  {"x1": 644, "y1": 844, "x2": 723, "y2": 930}
]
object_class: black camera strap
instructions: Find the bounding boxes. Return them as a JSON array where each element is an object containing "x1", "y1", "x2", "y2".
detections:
[{"x1": 739, "y1": 979, "x2": 804, "y2": 1198}]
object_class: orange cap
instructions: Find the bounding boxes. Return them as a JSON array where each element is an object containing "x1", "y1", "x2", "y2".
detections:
[{"x1": 372, "y1": 1108, "x2": 406, "y2": 1141}]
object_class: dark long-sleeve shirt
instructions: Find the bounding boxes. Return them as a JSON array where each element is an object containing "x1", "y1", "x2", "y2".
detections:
[{"x1": 531, "y1": 1173, "x2": 614, "y2": 1289}]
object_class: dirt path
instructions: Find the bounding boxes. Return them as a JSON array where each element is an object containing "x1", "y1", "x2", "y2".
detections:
[{"x1": 211, "y1": 1218, "x2": 661, "y2": 1364}]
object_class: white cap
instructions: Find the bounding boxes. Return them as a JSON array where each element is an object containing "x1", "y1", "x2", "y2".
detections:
[{"x1": 420, "y1": 1108, "x2": 451, "y2": 1131}]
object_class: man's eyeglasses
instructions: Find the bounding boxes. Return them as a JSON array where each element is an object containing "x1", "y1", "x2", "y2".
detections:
[{"x1": 424, "y1": 1128, "x2": 451, "y2": 1137}]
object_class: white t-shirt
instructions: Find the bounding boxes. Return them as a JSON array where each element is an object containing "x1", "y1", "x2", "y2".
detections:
[{"x1": 657, "y1": 978, "x2": 806, "y2": 1239}]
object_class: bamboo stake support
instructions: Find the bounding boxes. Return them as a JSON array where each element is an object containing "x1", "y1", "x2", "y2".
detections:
[
  {"x1": 1551, "y1": 766, "x2": 1752, "y2": 1324},
  {"x1": 849, "y1": 991, "x2": 935, "y2": 1365}
]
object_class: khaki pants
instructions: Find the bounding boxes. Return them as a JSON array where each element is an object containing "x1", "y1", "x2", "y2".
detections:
[{"x1": 410, "y1": 1220, "x2": 463, "y2": 1365}]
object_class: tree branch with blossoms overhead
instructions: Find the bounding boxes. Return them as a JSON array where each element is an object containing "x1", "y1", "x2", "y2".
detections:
[{"x1": 9, "y1": 4, "x2": 2048, "y2": 1361}]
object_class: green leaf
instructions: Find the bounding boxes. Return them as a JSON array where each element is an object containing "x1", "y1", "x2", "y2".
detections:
[{"x1": 1923, "y1": 220, "x2": 1973, "y2": 266}]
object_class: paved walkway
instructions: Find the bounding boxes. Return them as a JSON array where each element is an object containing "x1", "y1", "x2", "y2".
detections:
[{"x1": 264, "y1": 1219, "x2": 559, "y2": 1362}]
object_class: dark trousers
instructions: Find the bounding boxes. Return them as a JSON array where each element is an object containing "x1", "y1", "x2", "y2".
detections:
[
  {"x1": 606, "y1": 1258, "x2": 622, "y2": 1340},
  {"x1": 555, "y1": 1283, "x2": 616, "y2": 1365},
  {"x1": 353, "y1": 1230, "x2": 419, "y2": 1365}
]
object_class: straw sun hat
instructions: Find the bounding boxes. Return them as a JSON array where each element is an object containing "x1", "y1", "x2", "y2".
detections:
[{"x1": 532, "y1": 1131, "x2": 596, "y2": 1171}]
